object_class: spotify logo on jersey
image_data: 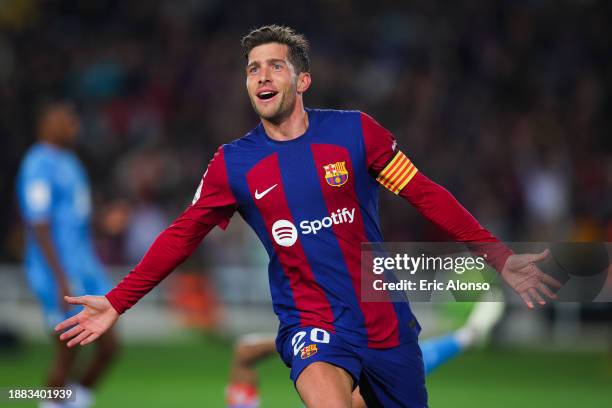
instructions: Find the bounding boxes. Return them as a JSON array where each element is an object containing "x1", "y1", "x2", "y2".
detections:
[
  {"x1": 271, "y1": 208, "x2": 356, "y2": 247},
  {"x1": 271, "y1": 219, "x2": 298, "y2": 247}
]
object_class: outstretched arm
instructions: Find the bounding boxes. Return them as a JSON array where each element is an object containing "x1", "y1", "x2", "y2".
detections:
[
  {"x1": 56, "y1": 147, "x2": 237, "y2": 346},
  {"x1": 104, "y1": 212, "x2": 224, "y2": 314},
  {"x1": 397, "y1": 171, "x2": 560, "y2": 307},
  {"x1": 54, "y1": 212, "x2": 221, "y2": 347},
  {"x1": 360, "y1": 112, "x2": 560, "y2": 307}
]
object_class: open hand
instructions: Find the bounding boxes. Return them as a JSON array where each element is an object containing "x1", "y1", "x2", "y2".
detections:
[
  {"x1": 500, "y1": 249, "x2": 562, "y2": 308},
  {"x1": 55, "y1": 295, "x2": 119, "y2": 347}
]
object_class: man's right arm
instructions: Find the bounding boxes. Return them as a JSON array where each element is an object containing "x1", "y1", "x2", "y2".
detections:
[
  {"x1": 19, "y1": 162, "x2": 72, "y2": 310},
  {"x1": 106, "y1": 146, "x2": 237, "y2": 314},
  {"x1": 57, "y1": 146, "x2": 238, "y2": 347},
  {"x1": 32, "y1": 223, "x2": 72, "y2": 310}
]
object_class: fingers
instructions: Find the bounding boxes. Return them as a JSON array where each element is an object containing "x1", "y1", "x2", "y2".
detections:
[
  {"x1": 80, "y1": 332, "x2": 101, "y2": 346},
  {"x1": 528, "y1": 288, "x2": 545, "y2": 306},
  {"x1": 67, "y1": 330, "x2": 91, "y2": 348},
  {"x1": 54, "y1": 314, "x2": 81, "y2": 332},
  {"x1": 520, "y1": 280, "x2": 558, "y2": 309},
  {"x1": 519, "y1": 292, "x2": 534, "y2": 309},
  {"x1": 539, "y1": 272, "x2": 562, "y2": 289},
  {"x1": 528, "y1": 249, "x2": 550, "y2": 264},
  {"x1": 59, "y1": 324, "x2": 84, "y2": 341},
  {"x1": 64, "y1": 295, "x2": 90, "y2": 306},
  {"x1": 537, "y1": 283, "x2": 558, "y2": 300}
]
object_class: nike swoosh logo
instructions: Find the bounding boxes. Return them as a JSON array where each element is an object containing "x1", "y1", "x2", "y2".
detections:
[{"x1": 255, "y1": 184, "x2": 278, "y2": 200}]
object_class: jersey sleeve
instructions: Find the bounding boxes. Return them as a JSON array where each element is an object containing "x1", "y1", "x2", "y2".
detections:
[
  {"x1": 360, "y1": 112, "x2": 511, "y2": 272},
  {"x1": 19, "y1": 158, "x2": 54, "y2": 224},
  {"x1": 399, "y1": 172, "x2": 512, "y2": 272},
  {"x1": 360, "y1": 112, "x2": 419, "y2": 193},
  {"x1": 105, "y1": 146, "x2": 238, "y2": 314}
]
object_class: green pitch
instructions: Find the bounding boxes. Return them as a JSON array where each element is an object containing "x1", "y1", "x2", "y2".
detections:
[{"x1": 1, "y1": 336, "x2": 610, "y2": 407}]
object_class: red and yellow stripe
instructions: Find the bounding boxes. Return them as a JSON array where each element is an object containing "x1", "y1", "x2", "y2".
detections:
[{"x1": 376, "y1": 151, "x2": 418, "y2": 194}]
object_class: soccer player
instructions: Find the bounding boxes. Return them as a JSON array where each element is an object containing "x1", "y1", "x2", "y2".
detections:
[
  {"x1": 225, "y1": 301, "x2": 505, "y2": 408},
  {"x1": 55, "y1": 26, "x2": 560, "y2": 407},
  {"x1": 17, "y1": 102, "x2": 119, "y2": 408}
]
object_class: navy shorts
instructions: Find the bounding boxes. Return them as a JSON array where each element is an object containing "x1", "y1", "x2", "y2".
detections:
[{"x1": 279, "y1": 326, "x2": 428, "y2": 408}]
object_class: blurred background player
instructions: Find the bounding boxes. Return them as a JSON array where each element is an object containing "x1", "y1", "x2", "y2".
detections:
[
  {"x1": 16, "y1": 101, "x2": 119, "y2": 408},
  {"x1": 226, "y1": 301, "x2": 505, "y2": 408}
]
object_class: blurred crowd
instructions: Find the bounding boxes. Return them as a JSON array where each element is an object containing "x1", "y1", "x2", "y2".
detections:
[{"x1": 1, "y1": 0, "x2": 610, "y2": 266}]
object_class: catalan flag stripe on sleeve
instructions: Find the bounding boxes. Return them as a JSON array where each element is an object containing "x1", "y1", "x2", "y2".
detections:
[{"x1": 376, "y1": 151, "x2": 418, "y2": 194}]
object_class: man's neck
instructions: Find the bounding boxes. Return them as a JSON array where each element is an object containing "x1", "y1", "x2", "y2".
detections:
[
  {"x1": 40, "y1": 137, "x2": 69, "y2": 150},
  {"x1": 261, "y1": 104, "x2": 309, "y2": 142}
]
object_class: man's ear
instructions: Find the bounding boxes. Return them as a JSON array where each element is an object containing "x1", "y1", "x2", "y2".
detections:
[{"x1": 297, "y1": 72, "x2": 311, "y2": 94}]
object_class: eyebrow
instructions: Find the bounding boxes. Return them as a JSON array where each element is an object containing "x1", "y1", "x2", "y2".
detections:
[{"x1": 246, "y1": 58, "x2": 287, "y2": 69}]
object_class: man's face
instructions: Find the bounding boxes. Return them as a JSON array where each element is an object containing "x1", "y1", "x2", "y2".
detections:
[
  {"x1": 52, "y1": 105, "x2": 81, "y2": 147},
  {"x1": 40, "y1": 104, "x2": 81, "y2": 147},
  {"x1": 246, "y1": 42, "x2": 301, "y2": 123}
]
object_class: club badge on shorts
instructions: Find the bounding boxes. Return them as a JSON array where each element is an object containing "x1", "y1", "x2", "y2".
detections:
[{"x1": 300, "y1": 344, "x2": 318, "y2": 359}]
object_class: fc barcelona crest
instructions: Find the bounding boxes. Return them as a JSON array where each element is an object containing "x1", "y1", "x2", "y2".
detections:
[
  {"x1": 323, "y1": 161, "x2": 349, "y2": 187},
  {"x1": 300, "y1": 344, "x2": 318, "y2": 359}
]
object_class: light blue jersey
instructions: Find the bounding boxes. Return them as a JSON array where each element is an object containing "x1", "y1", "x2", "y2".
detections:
[{"x1": 16, "y1": 142, "x2": 110, "y2": 327}]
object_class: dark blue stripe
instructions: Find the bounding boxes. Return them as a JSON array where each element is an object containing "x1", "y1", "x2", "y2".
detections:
[
  {"x1": 222, "y1": 144, "x2": 301, "y2": 333},
  {"x1": 277, "y1": 130, "x2": 368, "y2": 342}
]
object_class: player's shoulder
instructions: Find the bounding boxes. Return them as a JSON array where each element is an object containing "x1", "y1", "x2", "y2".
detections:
[
  {"x1": 202, "y1": 127, "x2": 263, "y2": 172},
  {"x1": 310, "y1": 109, "x2": 375, "y2": 151},
  {"x1": 223, "y1": 126, "x2": 260, "y2": 150},
  {"x1": 309, "y1": 109, "x2": 377, "y2": 137},
  {"x1": 308, "y1": 107, "x2": 363, "y2": 123},
  {"x1": 216, "y1": 128, "x2": 256, "y2": 162},
  {"x1": 16, "y1": 145, "x2": 60, "y2": 196},
  {"x1": 22, "y1": 142, "x2": 46, "y2": 160},
  {"x1": 20, "y1": 143, "x2": 56, "y2": 172}
]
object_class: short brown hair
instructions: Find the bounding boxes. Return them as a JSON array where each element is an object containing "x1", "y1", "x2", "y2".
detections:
[{"x1": 241, "y1": 25, "x2": 310, "y2": 74}]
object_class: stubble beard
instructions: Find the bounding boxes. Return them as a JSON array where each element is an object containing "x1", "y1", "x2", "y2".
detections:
[{"x1": 251, "y1": 85, "x2": 297, "y2": 125}]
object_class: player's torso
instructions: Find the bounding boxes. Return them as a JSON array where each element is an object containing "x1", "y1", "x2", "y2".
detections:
[
  {"x1": 223, "y1": 109, "x2": 412, "y2": 347},
  {"x1": 19, "y1": 144, "x2": 94, "y2": 272},
  {"x1": 224, "y1": 109, "x2": 381, "y2": 266},
  {"x1": 52, "y1": 152, "x2": 92, "y2": 228}
]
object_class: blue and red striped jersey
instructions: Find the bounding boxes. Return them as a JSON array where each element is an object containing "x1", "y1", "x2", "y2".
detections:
[{"x1": 106, "y1": 108, "x2": 510, "y2": 349}]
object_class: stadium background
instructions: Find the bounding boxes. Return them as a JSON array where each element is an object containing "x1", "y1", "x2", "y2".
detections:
[{"x1": 0, "y1": 0, "x2": 610, "y2": 407}]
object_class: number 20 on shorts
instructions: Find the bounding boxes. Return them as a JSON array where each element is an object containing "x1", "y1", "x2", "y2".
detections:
[{"x1": 291, "y1": 328, "x2": 331, "y2": 356}]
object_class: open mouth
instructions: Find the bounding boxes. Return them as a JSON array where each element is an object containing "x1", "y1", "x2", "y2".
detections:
[{"x1": 257, "y1": 90, "x2": 279, "y2": 100}]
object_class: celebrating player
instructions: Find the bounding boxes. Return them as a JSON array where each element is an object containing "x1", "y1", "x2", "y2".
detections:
[
  {"x1": 55, "y1": 26, "x2": 560, "y2": 407},
  {"x1": 17, "y1": 102, "x2": 119, "y2": 408}
]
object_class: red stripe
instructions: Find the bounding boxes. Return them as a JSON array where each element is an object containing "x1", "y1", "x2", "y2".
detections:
[
  {"x1": 311, "y1": 144, "x2": 399, "y2": 348},
  {"x1": 246, "y1": 153, "x2": 335, "y2": 332}
]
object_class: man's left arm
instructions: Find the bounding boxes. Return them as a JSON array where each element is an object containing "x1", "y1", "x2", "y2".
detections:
[{"x1": 360, "y1": 112, "x2": 560, "y2": 308}]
